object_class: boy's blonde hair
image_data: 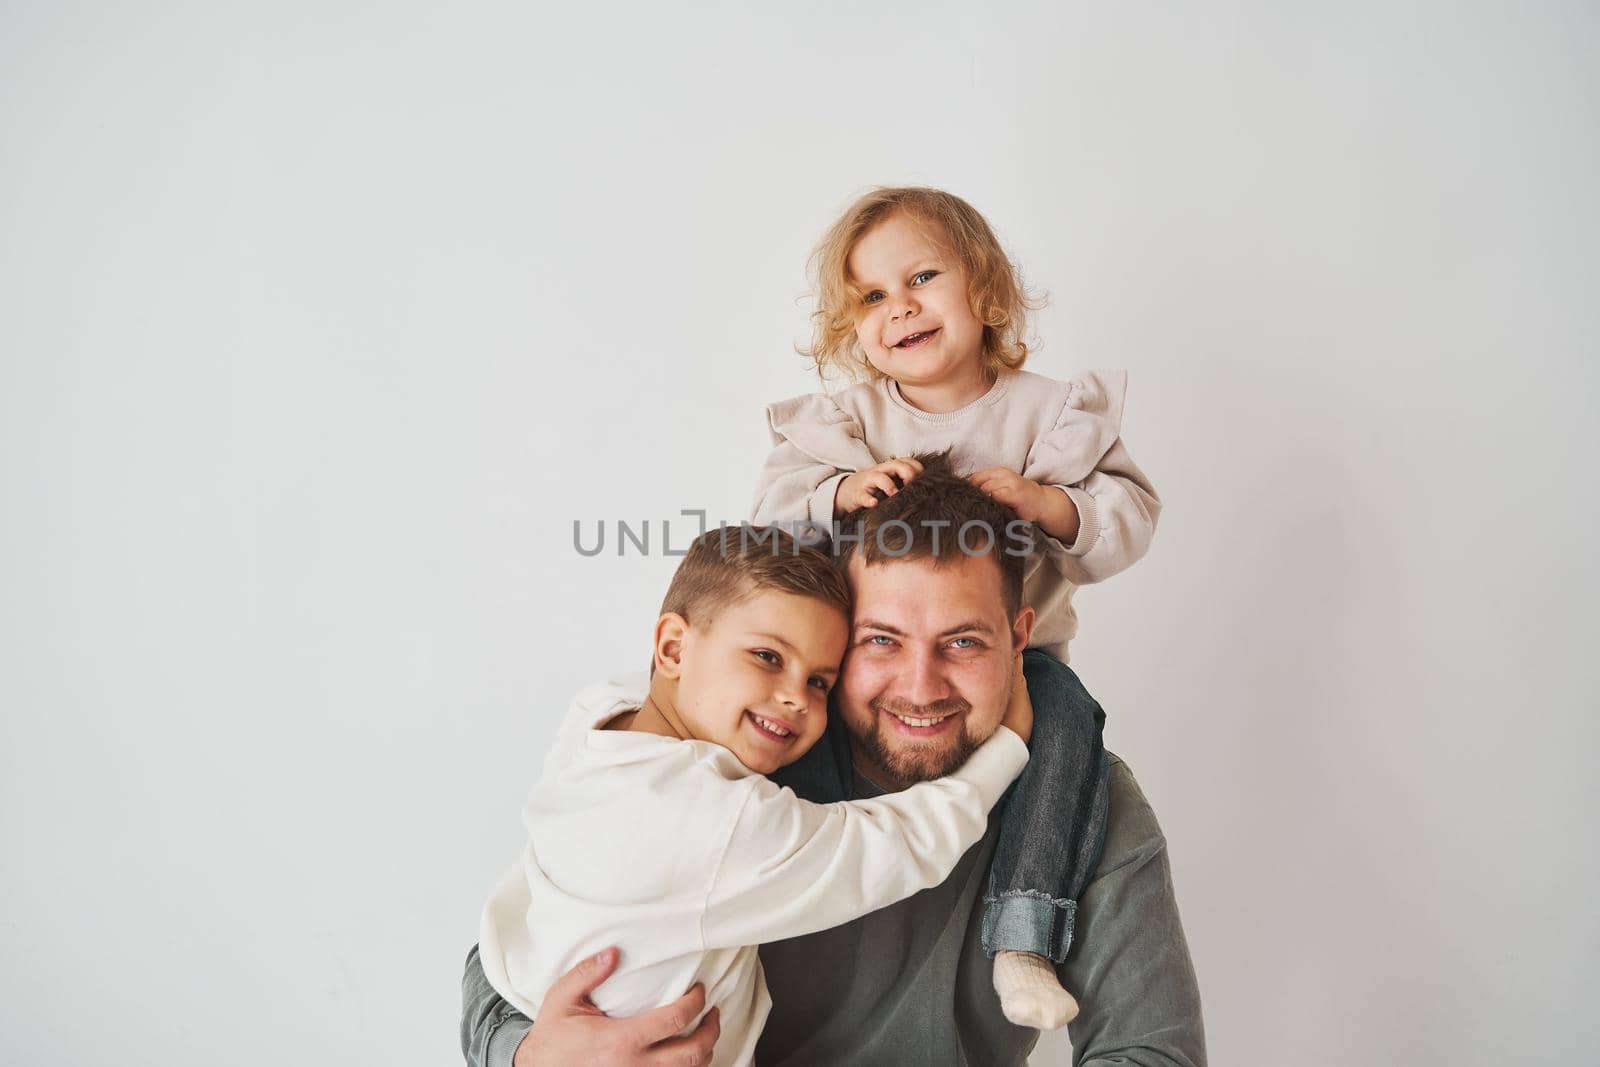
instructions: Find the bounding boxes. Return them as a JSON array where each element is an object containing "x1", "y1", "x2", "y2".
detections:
[
  {"x1": 659, "y1": 526, "x2": 851, "y2": 630},
  {"x1": 799, "y1": 186, "x2": 1045, "y2": 382}
]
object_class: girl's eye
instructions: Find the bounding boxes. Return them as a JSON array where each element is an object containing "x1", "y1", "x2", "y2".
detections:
[
  {"x1": 862, "y1": 291, "x2": 884, "y2": 305},
  {"x1": 809, "y1": 676, "x2": 830, "y2": 692},
  {"x1": 913, "y1": 270, "x2": 938, "y2": 285},
  {"x1": 754, "y1": 649, "x2": 781, "y2": 666}
]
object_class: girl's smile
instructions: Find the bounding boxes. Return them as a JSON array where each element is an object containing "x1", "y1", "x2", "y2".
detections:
[
  {"x1": 893, "y1": 327, "x2": 941, "y2": 349},
  {"x1": 847, "y1": 213, "x2": 991, "y2": 412}
]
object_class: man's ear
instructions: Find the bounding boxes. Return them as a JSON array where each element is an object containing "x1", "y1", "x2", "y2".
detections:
[
  {"x1": 653, "y1": 613, "x2": 690, "y2": 679},
  {"x1": 1010, "y1": 605, "x2": 1036, "y2": 655}
]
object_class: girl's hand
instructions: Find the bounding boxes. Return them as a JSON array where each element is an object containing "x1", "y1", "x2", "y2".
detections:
[
  {"x1": 969, "y1": 467, "x2": 1050, "y2": 523},
  {"x1": 1000, "y1": 652, "x2": 1033, "y2": 744},
  {"x1": 835, "y1": 457, "x2": 925, "y2": 514}
]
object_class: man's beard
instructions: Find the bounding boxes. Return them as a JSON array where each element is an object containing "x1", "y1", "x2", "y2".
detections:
[{"x1": 855, "y1": 695, "x2": 981, "y2": 790}]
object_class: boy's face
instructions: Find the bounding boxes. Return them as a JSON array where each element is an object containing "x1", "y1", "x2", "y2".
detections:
[
  {"x1": 836, "y1": 552, "x2": 1032, "y2": 790},
  {"x1": 671, "y1": 590, "x2": 847, "y2": 775},
  {"x1": 847, "y1": 212, "x2": 987, "y2": 390}
]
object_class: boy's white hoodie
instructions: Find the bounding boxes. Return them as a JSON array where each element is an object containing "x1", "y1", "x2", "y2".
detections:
[{"x1": 478, "y1": 674, "x2": 1028, "y2": 1067}]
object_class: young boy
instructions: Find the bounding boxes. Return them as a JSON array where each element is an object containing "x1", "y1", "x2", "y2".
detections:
[{"x1": 478, "y1": 527, "x2": 1033, "y2": 1067}]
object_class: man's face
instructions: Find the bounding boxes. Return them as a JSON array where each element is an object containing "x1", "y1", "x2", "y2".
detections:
[{"x1": 837, "y1": 552, "x2": 1034, "y2": 790}]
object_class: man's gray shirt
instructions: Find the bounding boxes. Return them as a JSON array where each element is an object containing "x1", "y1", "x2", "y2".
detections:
[{"x1": 459, "y1": 753, "x2": 1206, "y2": 1066}]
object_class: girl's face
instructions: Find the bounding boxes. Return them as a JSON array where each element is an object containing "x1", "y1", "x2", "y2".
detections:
[{"x1": 847, "y1": 213, "x2": 987, "y2": 392}]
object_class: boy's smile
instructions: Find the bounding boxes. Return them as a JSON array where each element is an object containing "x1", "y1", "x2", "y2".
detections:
[
  {"x1": 657, "y1": 590, "x2": 847, "y2": 776},
  {"x1": 847, "y1": 212, "x2": 991, "y2": 411}
]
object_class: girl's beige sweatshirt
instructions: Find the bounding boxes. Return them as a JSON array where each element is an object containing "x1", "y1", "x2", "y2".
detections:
[{"x1": 751, "y1": 368, "x2": 1160, "y2": 661}]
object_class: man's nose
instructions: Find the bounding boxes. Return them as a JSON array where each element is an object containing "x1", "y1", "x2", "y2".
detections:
[{"x1": 896, "y1": 646, "x2": 949, "y2": 708}]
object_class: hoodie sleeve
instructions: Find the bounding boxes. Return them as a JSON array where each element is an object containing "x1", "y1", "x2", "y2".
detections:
[
  {"x1": 699, "y1": 727, "x2": 1028, "y2": 950},
  {"x1": 1021, "y1": 370, "x2": 1162, "y2": 586},
  {"x1": 751, "y1": 392, "x2": 881, "y2": 526}
]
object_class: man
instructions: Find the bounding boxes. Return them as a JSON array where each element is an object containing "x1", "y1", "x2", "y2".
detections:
[{"x1": 461, "y1": 454, "x2": 1205, "y2": 1065}]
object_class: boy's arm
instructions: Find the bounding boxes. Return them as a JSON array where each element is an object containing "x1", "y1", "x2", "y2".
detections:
[
  {"x1": 456, "y1": 722, "x2": 1020, "y2": 1067},
  {"x1": 700, "y1": 727, "x2": 1028, "y2": 949},
  {"x1": 1056, "y1": 758, "x2": 1207, "y2": 1066}
]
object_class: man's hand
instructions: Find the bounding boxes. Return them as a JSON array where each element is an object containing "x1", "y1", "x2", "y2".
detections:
[
  {"x1": 1000, "y1": 652, "x2": 1033, "y2": 744},
  {"x1": 969, "y1": 468, "x2": 1080, "y2": 543},
  {"x1": 836, "y1": 457, "x2": 924, "y2": 514},
  {"x1": 513, "y1": 948, "x2": 720, "y2": 1067}
]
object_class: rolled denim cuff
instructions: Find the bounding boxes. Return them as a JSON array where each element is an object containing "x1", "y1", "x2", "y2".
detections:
[
  {"x1": 981, "y1": 890, "x2": 1078, "y2": 963},
  {"x1": 486, "y1": 1016, "x2": 532, "y2": 1067}
]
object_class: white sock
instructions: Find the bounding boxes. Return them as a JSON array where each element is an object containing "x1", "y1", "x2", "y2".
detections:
[{"x1": 993, "y1": 949, "x2": 1079, "y2": 1030}]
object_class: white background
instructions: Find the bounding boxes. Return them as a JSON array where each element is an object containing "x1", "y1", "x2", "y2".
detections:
[{"x1": 4, "y1": 3, "x2": 1597, "y2": 1064}]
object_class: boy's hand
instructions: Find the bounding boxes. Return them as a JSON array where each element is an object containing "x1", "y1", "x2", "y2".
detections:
[
  {"x1": 1000, "y1": 652, "x2": 1033, "y2": 744},
  {"x1": 835, "y1": 457, "x2": 925, "y2": 514},
  {"x1": 514, "y1": 947, "x2": 720, "y2": 1066}
]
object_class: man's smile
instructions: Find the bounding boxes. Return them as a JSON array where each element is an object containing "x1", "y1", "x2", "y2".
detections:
[
  {"x1": 889, "y1": 710, "x2": 950, "y2": 727},
  {"x1": 873, "y1": 698, "x2": 969, "y2": 738}
]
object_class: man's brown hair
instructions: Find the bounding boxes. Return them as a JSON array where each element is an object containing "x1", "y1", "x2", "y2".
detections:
[
  {"x1": 835, "y1": 451, "x2": 1029, "y2": 615},
  {"x1": 659, "y1": 525, "x2": 852, "y2": 629}
]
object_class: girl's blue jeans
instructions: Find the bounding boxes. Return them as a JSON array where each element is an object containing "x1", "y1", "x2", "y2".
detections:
[{"x1": 980, "y1": 648, "x2": 1111, "y2": 963}]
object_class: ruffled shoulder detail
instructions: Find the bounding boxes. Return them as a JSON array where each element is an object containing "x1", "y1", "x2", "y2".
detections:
[
  {"x1": 764, "y1": 391, "x2": 879, "y2": 472},
  {"x1": 1022, "y1": 369, "x2": 1129, "y2": 487}
]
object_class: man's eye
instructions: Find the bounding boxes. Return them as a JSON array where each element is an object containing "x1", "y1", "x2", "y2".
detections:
[
  {"x1": 913, "y1": 270, "x2": 938, "y2": 285},
  {"x1": 753, "y1": 649, "x2": 781, "y2": 665},
  {"x1": 864, "y1": 635, "x2": 894, "y2": 647},
  {"x1": 948, "y1": 637, "x2": 978, "y2": 649}
]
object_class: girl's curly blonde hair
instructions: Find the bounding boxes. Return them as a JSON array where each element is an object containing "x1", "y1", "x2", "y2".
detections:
[{"x1": 799, "y1": 186, "x2": 1045, "y2": 383}]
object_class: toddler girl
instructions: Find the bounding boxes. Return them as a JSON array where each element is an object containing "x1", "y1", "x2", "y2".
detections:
[{"x1": 752, "y1": 186, "x2": 1161, "y2": 1029}]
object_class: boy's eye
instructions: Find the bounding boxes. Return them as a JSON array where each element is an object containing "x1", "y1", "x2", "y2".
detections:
[
  {"x1": 912, "y1": 270, "x2": 938, "y2": 285},
  {"x1": 809, "y1": 676, "x2": 830, "y2": 692},
  {"x1": 753, "y1": 649, "x2": 781, "y2": 666}
]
